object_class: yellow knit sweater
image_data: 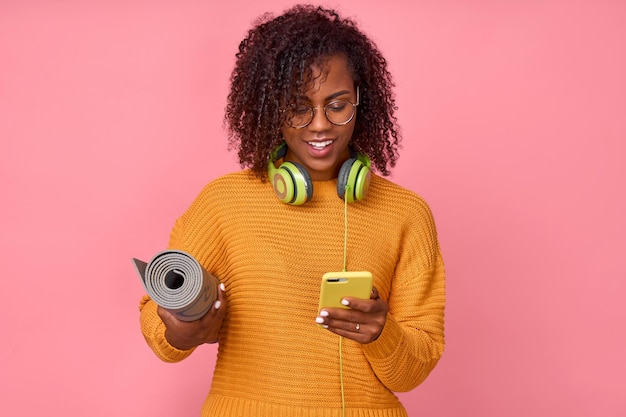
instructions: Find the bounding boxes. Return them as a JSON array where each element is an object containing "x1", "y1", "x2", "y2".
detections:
[{"x1": 139, "y1": 170, "x2": 445, "y2": 417}]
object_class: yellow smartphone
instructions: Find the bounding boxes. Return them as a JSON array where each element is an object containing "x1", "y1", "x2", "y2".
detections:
[{"x1": 318, "y1": 271, "x2": 373, "y2": 311}]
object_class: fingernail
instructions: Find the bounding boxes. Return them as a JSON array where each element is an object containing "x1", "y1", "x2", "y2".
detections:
[
  {"x1": 214, "y1": 300, "x2": 221, "y2": 309},
  {"x1": 219, "y1": 283, "x2": 225, "y2": 291},
  {"x1": 341, "y1": 299, "x2": 349, "y2": 306},
  {"x1": 315, "y1": 317, "x2": 324, "y2": 324},
  {"x1": 320, "y1": 310, "x2": 329, "y2": 317}
]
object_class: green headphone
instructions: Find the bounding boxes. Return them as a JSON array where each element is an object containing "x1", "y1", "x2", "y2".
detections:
[{"x1": 267, "y1": 142, "x2": 371, "y2": 205}]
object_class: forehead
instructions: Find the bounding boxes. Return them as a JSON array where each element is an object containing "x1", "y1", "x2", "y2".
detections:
[{"x1": 303, "y1": 55, "x2": 355, "y2": 98}]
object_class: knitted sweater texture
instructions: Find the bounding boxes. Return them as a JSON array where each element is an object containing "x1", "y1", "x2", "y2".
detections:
[{"x1": 139, "y1": 170, "x2": 445, "y2": 417}]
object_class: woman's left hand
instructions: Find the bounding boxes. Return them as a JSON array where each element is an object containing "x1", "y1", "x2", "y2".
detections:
[{"x1": 316, "y1": 286, "x2": 388, "y2": 343}]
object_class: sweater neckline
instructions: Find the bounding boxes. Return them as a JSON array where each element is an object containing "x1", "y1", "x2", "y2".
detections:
[{"x1": 310, "y1": 178, "x2": 339, "y2": 201}]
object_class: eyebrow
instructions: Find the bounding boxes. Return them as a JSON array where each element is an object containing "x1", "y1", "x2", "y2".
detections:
[
  {"x1": 300, "y1": 90, "x2": 352, "y2": 102},
  {"x1": 325, "y1": 90, "x2": 351, "y2": 101}
]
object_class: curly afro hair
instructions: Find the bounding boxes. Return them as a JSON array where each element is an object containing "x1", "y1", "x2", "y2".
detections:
[{"x1": 224, "y1": 4, "x2": 401, "y2": 179}]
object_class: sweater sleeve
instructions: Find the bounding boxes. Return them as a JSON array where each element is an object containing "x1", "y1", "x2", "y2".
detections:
[
  {"x1": 361, "y1": 200, "x2": 446, "y2": 392},
  {"x1": 138, "y1": 295, "x2": 196, "y2": 362}
]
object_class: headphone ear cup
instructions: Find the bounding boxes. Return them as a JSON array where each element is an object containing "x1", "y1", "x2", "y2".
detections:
[
  {"x1": 272, "y1": 161, "x2": 313, "y2": 205},
  {"x1": 337, "y1": 158, "x2": 355, "y2": 201},
  {"x1": 337, "y1": 158, "x2": 371, "y2": 202}
]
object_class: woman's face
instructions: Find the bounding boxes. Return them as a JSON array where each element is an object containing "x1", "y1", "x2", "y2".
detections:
[{"x1": 280, "y1": 55, "x2": 357, "y2": 181}]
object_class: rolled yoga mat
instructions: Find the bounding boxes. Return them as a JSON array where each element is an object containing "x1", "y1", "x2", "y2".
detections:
[{"x1": 132, "y1": 250, "x2": 219, "y2": 321}]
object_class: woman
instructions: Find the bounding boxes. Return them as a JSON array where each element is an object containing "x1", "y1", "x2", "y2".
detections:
[{"x1": 139, "y1": 5, "x2": 445, "y2": 417}]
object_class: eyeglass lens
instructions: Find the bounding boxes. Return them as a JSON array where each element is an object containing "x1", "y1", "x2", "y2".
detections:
[{"x1": 286, "y1": 100, "x2": 356, "y2": 128}]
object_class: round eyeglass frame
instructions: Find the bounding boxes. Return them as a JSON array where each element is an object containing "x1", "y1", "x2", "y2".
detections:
[{"x1": 282, "y1": 87, "x2": 360, "y2": 129}]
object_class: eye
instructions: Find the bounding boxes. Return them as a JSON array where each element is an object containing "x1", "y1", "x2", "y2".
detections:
[
  {"x1": 327, "y1": 101, "x2": 348, "y2": 112},
  {"x1": 290, "y1": 104, "x2": 311, "y2": 115}
]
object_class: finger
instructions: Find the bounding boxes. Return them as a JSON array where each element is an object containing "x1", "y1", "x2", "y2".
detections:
[
  {"x1": 340, "y1": 295, "x2": 376, "y2": 314},
  {"x1": 322, "y1": 308, "x2": 364, "y2": 330},
  {"x1": 213, "y1": 282, "x2": 226, "y2": 310},
  {"x1": 157, "y1": 305, "x2": 176, "y2": 324},
  {"x1": 335, "y1": 320, "x2": 361, "y2": 334},
  {"x1": 320, "y1": 306, "x2": 361, "y2": 324},
  {"x1": 325, "y1": 319, "x2": 373, "y2": 343},
  {"x1": 370, "y1": 286, "x2": 380, "y2": 300},
  {"x1": 201, "y1": 282, "x2": 227, "y2": 322}
]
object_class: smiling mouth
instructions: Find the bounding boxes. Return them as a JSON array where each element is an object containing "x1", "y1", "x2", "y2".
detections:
[{"x1": 308, "y1": 140, "x2": 334, "y2": 150}]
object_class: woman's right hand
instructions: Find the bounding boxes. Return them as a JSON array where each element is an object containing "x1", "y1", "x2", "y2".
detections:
[{"x1": 157, "y1": 282, "x2": 227, "y2": 350}]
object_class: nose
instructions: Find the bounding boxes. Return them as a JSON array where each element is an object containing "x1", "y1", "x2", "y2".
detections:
[{"x1": 308, "y1": 106, "x2": 332, "y2": 132}]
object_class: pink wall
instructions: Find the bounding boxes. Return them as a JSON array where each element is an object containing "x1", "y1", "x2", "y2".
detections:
[{"x1": 1, "y1": 1, "x2": 624, "y2": 416}]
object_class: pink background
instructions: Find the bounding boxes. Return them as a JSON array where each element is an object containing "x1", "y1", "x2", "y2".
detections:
[{"x1": 1, "y1": 1, "x2": 625, "y2": 416}]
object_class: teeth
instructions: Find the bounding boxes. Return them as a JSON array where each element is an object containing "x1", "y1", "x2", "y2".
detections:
[{"x1": 309, "y1": 140, "x2": 333, "y2": 149}]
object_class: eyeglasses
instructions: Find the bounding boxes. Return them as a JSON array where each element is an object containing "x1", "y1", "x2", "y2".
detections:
[{"x1": 283, "y1": 87, "x2": 359, "y2": 129}]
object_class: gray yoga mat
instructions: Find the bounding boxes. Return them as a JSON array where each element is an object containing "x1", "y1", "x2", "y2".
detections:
[{"x1": 132, "y1": 250, "x2": 219, "y2": 321}]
